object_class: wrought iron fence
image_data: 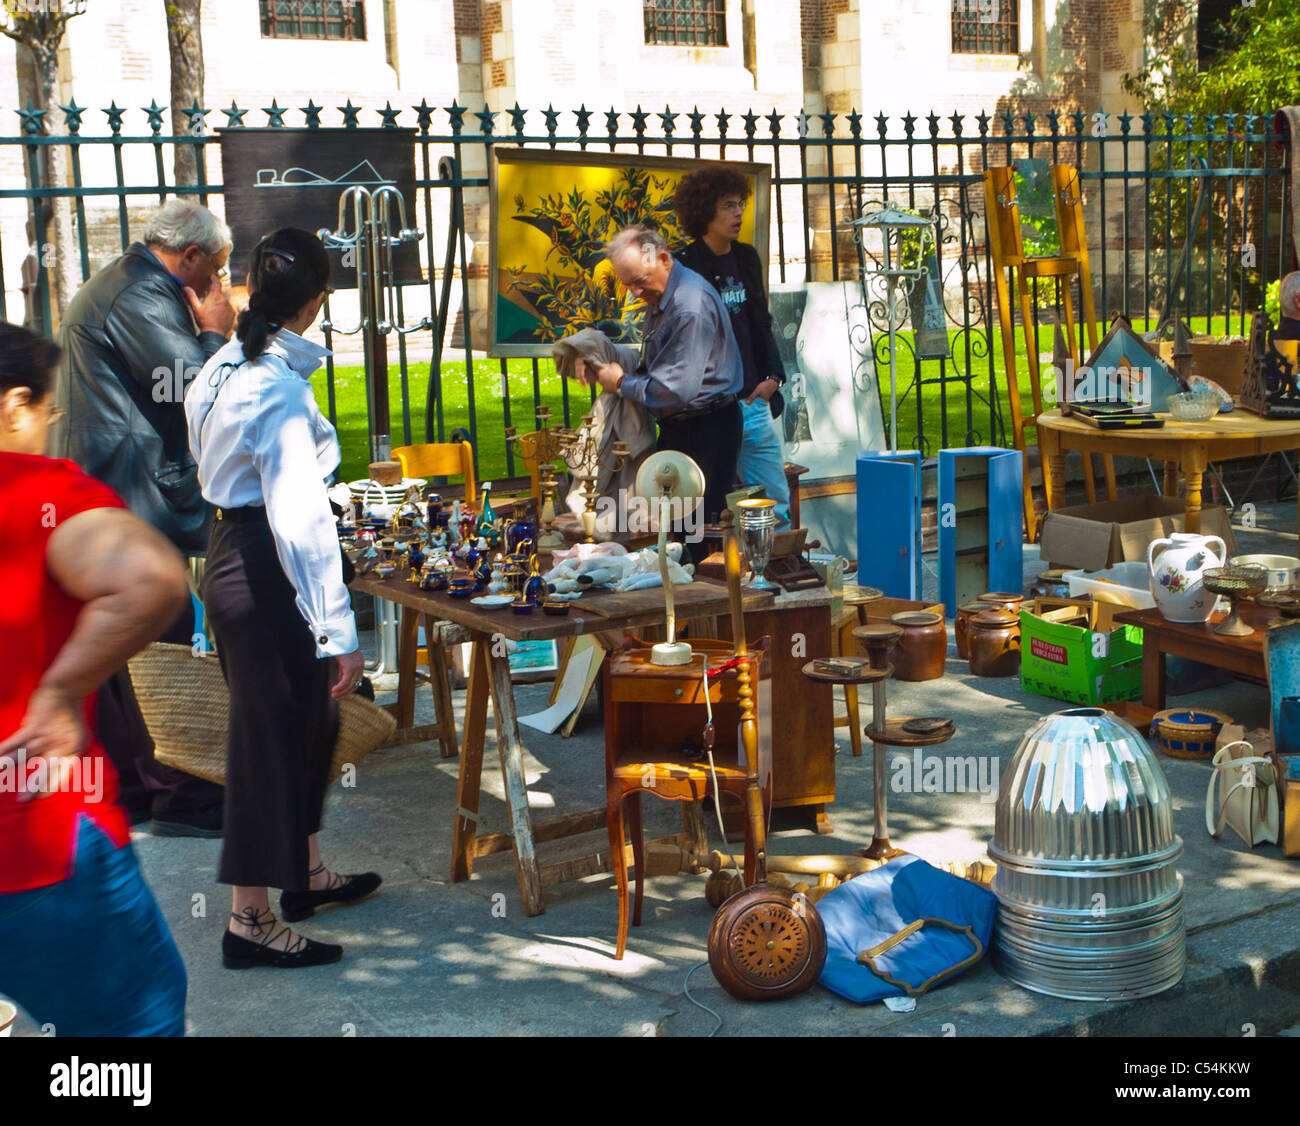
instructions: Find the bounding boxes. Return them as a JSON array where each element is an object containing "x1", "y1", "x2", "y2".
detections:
[{"x1": 0, "y1": 100, "x2": 1290, "y2": 475}]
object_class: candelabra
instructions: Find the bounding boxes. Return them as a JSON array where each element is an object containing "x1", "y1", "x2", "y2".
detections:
[
  {"x1": 505, "y1": 404, "x2": 568, "y2": 552},
  {"x1": 554, "y1": 414, "x2": 628, "y2": 543}
]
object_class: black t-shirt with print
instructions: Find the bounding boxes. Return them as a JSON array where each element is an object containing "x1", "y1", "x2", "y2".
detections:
[{"x1": 693, "y1": 244, "x2": 761, "y2": 396}]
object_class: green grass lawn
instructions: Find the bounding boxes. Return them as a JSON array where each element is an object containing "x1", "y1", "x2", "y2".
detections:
[{"x1": 314, "y1": 315, "x2": 1237, "y2": 484}]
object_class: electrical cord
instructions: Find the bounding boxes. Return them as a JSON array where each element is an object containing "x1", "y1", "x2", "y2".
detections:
[{"x1": 683, "y1": 960, "x2": 723, "y2": 1036}]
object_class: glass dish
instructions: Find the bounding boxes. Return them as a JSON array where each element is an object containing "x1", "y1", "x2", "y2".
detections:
[{"x1": 1165, "y1": 391, "x2": 1221, "y2": 421}]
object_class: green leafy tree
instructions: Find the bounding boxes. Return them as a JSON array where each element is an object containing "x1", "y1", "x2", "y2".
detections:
[{"x1": 1124, "y1": 0, "x2": 1300, "y2": 114}]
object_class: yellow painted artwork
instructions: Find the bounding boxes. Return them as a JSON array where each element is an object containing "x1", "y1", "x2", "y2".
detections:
[{"x1": 490, "y1": 148, "x2": 767, "y2": 356}]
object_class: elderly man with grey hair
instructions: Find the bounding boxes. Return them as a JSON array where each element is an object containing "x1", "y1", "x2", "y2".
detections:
[
  {"x1": 55, "y1": 198, "x2": 235, "y2": 838},
  {"x1": 1277, "y1": 271, "x2": 1300, "y2": 340},
  {"x1": 575, "y1": 223, "x2": 743, "y2": 562}
]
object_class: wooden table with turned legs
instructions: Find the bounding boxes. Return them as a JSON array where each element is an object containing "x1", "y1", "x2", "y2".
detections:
[{"x1": 1036, "y1": 409, "x2": 1300, "y2": 535}]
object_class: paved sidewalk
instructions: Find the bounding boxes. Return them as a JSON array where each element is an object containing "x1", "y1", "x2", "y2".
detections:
[{"x1": 10, "y1": 504, "x2": 1300, "y2": 1036}]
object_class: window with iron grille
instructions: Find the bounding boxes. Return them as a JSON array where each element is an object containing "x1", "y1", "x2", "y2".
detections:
[
  {"x1": 951, "y1": 0, "x2": 1018, "y2": 55},
  {"x1": 260, "y1": 0, "x2": 367, "y2": 40},
  {"x1": 644, "y1": 0, "x2": 727, "y2": 47}
]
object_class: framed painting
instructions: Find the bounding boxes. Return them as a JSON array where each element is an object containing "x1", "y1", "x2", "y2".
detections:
[{"x1": 489, "y1": 147, "x2": 770, "y2": 357}]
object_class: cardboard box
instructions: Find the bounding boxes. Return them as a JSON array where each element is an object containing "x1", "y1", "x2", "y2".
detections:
[
  {"x1": 861, "y1": 597, "x2": 946, "y2": 622},
  {"x1": 1019, "y1": 601, "x2": 1144, "y2": 706},
  {"x1": 1039, "y1": 496, "x2": 1237, "y2": 572},
  {"x1": 1158, "y1": 337, "x2": 1251, "y2": 396}
]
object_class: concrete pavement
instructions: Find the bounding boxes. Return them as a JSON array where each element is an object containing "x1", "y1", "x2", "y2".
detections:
[{"x1": 10, "y1": 503, "x2": 1300, "y2": 1037}]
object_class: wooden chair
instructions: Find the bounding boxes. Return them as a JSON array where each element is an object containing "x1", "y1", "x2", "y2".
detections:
[
  {"x1": 390, "y1": 436, "x2": 476, "y2": 752},
  {"x1": 393, "y1": 438, "x2": 476, "y2": 504},
  {"x1": 604, "y1": 636, "x2": 771, "y2": 959},
  {"x1": 984, "y1": 163, "x2": 1104, "y2": 539}
]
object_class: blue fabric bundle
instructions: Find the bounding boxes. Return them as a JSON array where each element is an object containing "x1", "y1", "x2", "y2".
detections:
[{"x1": 816, "y1": 854, "x2": 997, "y2": 1003}]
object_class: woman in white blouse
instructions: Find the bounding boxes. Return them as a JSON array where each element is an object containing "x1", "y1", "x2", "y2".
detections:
[{"x1": 187, "y1": 228, "x2": 378, "y2": 969}]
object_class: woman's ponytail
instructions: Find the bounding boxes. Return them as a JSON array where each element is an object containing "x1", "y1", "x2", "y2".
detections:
[{"x1": 235, "y1": 230, "x2": 331, "y2": 361}]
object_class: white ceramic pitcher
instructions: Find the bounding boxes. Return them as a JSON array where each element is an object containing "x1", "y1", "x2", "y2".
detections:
[{"x1": 1147, "y1": 532, "x2": 1227, "y2": 623}]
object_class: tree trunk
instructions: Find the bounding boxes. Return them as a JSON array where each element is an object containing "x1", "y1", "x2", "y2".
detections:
[
  {"x1": 165, "y1": 0, "x2": 205, "y2": 187},
  {"x1": 1031, "y1": 0, "x2": 1048, "y2": 90},
  {"x1": 31, "y1": 41, "x2": 78, "y2": 323},
  {"x1": 5, "y1": 4, "x2": 87, "y2": 325}
]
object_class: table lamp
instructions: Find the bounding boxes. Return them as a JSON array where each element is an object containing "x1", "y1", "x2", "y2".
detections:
[{"x1": 633, "y1": 450, "x2": 705, "y2": 666}]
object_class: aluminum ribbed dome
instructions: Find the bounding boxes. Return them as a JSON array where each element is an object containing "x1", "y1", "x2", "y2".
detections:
[{"x1": 988, "y1": 707, "x2": 1185, "y2": 1001}]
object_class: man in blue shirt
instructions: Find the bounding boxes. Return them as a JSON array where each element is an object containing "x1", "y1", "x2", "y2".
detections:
[{"x1": 576, "y1": 225, "x2": 743, "y2": 560}]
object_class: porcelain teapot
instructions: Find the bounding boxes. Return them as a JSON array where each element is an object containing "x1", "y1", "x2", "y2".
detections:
[{"x1": 1147, "y1": 532, "x2": 1227, "y2": 623}]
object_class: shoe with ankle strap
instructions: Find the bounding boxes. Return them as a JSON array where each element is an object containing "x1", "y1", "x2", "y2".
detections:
[
  {"x1": 222, "y1": 908, "x2": 342, "y2": 970},
  {"x1": 280, "y1": 864, "x2": 383, "y2": 922}
]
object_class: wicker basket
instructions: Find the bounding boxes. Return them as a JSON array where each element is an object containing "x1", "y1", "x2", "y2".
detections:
[
  {"x1": 1151, "y1": 707, "x2": 1233, "y2": 760},
  {"x1": 126, "y1": 642, "x2": 396, "y2": 785}
]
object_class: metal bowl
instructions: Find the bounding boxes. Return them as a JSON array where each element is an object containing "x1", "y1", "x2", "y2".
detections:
[
  {"x1": 1228, "y1": 553, "x2": 1300, "y2": 590},
  {"x1": 988, "y1": 707, "x2": 1185, "y2": 1001}
]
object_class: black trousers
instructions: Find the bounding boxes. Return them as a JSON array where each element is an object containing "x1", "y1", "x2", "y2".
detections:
[
  {"x1": 656, "y1": 399, "x2": 743, "y2": 566},
  {"x1": 201, "y1": 510, "x2": 338, "y2": 891},
  {"x1": 97, "y1": 598, "x2": 225, "y2": 819}
]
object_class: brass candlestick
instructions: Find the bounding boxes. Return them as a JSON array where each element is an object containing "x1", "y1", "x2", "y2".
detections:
[
  {"x1": 506, "y1": 404, "x2": 568, "y2": 551},
  {"x1": 554, "y1": 413, "x2": 627, "y2": 542}
]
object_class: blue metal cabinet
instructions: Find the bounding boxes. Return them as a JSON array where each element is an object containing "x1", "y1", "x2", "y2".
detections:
[
  {"x1": 856, "y1": 451, "x2": 923, "y2": 599},
  {"x1": 937, "y1": 447, "x2": 1024, "y2": 616}
]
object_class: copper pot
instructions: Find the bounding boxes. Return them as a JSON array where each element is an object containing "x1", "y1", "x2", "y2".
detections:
[
  {"x1": 955, "y1": 600, "x2": 995, "y2": 660},
  {"x1": 1030, "y1": 569, "x2": 1071, "y2": 601},
  {"x1": 969, "y1": 609, "x2": 1021, "y2": 677},
  {"x1": 980, "y1": 590, "x2": 1024, "y2": 613},
  {"x1": 889, "y1": 611, "x2": 946, "y2": 681}
]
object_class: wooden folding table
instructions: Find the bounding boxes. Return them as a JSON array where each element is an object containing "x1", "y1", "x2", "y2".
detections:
[{"x1": 350, "y1": 572, "x2": 774, "y2": 916}]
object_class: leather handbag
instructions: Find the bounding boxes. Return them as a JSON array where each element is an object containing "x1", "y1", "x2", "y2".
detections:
[{"x1": 1205, "y1": 740, "x2": 1279, "y2": 847}]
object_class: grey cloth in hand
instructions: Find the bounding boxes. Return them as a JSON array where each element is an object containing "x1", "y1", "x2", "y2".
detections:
[{"x1": 552, "y1": 329, "x2": 655, "y2": 504}]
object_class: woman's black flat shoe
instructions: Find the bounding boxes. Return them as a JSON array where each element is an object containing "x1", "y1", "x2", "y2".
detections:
[
  {"x1": 222, "y1": 909, "x2": 342, "y2": 969},
  {"x1": 280, "y1": 867, "x2": 383, "y2": 922}
]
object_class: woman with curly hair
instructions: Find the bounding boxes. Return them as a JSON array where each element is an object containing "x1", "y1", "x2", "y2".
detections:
[{"x1": 673, "y1": 167, "x2": 790, "y2": 528}]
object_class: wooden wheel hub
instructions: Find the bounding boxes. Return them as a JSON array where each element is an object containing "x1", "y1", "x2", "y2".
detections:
[{"x1": 708, "y1": 887, "x2": 827, "y2": 1001}]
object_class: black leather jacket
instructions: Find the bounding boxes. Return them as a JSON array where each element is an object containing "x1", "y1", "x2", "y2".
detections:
[{"x1": 54, "y1": 242, "x2": 226, "y2": 552}]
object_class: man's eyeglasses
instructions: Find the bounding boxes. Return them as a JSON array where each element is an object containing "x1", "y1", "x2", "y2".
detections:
[{"x1": 46, "y1": 405, "x2": 67, "y2": 423}]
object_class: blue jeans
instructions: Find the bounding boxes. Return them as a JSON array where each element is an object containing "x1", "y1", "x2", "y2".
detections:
[
  {"x1": 0, "y1": 816, "x2": 187, "y2": 1036},
  {"x1": 738, "y1": 397, "x2": 791, "y2": 528}
]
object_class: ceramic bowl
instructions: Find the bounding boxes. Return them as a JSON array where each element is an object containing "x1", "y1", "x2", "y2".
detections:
[
  {"x1": 1229, "y1": 553, "x2": 1300, "y2": 589},
  {"x1": 1166, "y1": 391, "x2": 1220, "y2": 421}
]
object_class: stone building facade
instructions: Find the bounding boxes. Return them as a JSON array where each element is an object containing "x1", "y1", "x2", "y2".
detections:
[{"x1": 0, "y1": 0, "x2": 1193, "y2": 329}]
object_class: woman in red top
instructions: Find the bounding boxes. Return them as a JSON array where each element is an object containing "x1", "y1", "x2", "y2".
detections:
[{"x1": 0, "y1": 322, "x2": 191, "y2": 1036}]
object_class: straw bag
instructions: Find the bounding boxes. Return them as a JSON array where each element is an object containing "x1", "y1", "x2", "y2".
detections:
[
  {"x1": 126, "y1": 643, "x2": 395, "y2": 785},
  {"x1": 1205, "y1": 740, "x2": 1279, "y2": 848}
]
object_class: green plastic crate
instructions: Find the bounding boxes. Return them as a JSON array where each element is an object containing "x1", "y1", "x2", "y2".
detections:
[{"x1": 1019, "y1": 608, "x2": 1144, "y2": 706}]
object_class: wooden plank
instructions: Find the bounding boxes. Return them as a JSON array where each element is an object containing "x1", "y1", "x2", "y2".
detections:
[
  {"x1": 538, "y1": 831, "x2": 694, "y2": 888},
  {"x1": 487, "y1": 646, "x2": 545, "y2": 916},
  {"x1": 450, "y1": 639, "x2": 490, "y2": 883},
  {"x1": 471, "y1": 807, "x2": 608, "y2": 858}
]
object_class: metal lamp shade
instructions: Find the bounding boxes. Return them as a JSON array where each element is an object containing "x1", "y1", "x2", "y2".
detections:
[{"x1": 988, "y1": 707, "x2": 1185, "y2": 1001}]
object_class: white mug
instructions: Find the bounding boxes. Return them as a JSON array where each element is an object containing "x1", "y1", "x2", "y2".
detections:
[{"x1": 0, "y1": 999, "x2": 17, "y2": 1037}]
